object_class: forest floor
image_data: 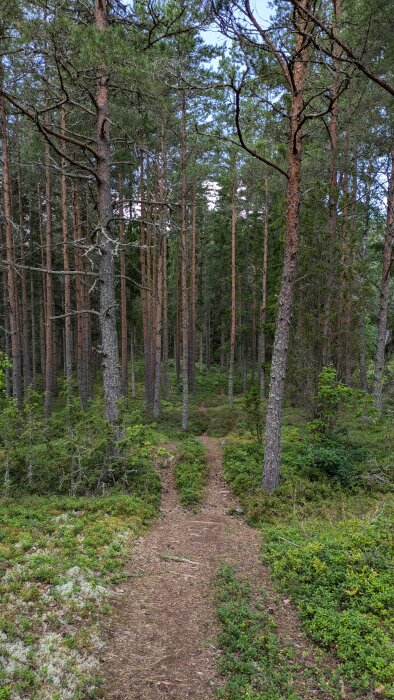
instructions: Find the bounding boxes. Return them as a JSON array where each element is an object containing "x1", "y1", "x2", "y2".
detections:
[{"x1": 99, "y1": 436, "x2": 356, "y2": 700}]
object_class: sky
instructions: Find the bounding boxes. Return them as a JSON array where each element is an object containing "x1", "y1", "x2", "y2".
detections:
[{"x1": 202, "y1": 0, "x2": 271, "y2": 47}]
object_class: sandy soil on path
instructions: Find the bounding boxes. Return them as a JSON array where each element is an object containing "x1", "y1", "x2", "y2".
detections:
[
  {"x1": 99, "y1": 436, "x2": 358, "y2": 700},
  {"x1": 100, "y1": 436, "x2": 264, "y2": 699}
]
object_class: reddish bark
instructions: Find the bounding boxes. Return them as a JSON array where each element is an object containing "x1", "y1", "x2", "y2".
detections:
[
  {"x1": 119, "y1": 173, "x2": 128, "y2": 398},
  {"x1": 44, "y1": 124, "x2": 54, "y2": 418},
  {"x1": 258, "y1": 177, "x2": 269, "y2": 398},
  {"x1": 140, "y1": 154, "x2": 152, "y2": 412},
  {"x1": 228, "y1": 156, "x2": 237, "y2": 407},
  {"x1": 181, "y1": 93, "x2": 189, "y2": 430},
  {"x1": 189, "y1": 183, "x2": 197, "y2": 393},
  {"x1": 16, "y1": 119, "x2": 31, "y2": 392},
  {"x1": 60, "y1": 105, "x2": 73, "y2": 391},
  {"x1": 1, "y1": 85, "x2": 22, "y2": 407},
  {"x1": 373, "y1": 148, "x2": 394, "y2": 411}
]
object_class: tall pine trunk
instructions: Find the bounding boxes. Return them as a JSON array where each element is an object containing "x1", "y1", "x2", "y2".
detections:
[
  {"x1": 30, "y1": 273, "x2": 37, "y2": 385},
  {"x1": 119, "y1": 173, "x2": 128, "y2": 398},
  {"x1": 130, "y1": 325, "x2": 136, "y2": 399},
  {"x1": 72, "y1": 180, "x2": 88, "y2": 408},
  {"x1": 140, "y1": 154, "x2": 152, "y2": 411},
  {"x1": 322, "y1": 0, "x2": 341, "y2": 367},
  {"x1": 153, "y1": 235, "x2": 163, "y2": 418},
  {"x1": 189, "y1": 183, "x2": 197, "y2": 393},
  {"x1": 1, "y1": 82, "x2": 22, "y2": 407},
  {"x1": 44, "y1": 126, "x2": 54, "y2": 418},
  {"x1": 95, "y1": 0, "x2": 121, "y2": 428},
  {"x1": 16, "y1": 120, "x2": 31, "y2": 392},
  {"x1": 60, "y1": 105, "x2": 73, "y2": 392},
  {"x1": 162, "y1": 233, "x2": 169, "y2": 398},
  {"x1": 373, "y1": 148, "x2": 394, "y2": 412},
  {"x1": 262, "y1": 3, "x2": 310, "y2": 493},
  {"x1": 228, "y1": 156, "x2": 237, "y2": 407},
  {"x1": 258, "y1": 177, "x2": 269, "y2": 398},
  {"x1": 359, "y1": 188, "x2": 370, "y2": 391},
  {"x1": 181, "y1": 93, "x2": 189, "y2": 430}
]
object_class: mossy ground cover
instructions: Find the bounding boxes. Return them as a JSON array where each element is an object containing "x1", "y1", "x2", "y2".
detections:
[
  {"x1": 0, "y1": 492, "x2": 159, "y2": 699},
  {"x1": 222, "y1": 414, "x2": 394, "y2": 698}
]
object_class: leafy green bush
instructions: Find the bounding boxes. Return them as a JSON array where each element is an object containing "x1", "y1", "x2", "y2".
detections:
[
  {"x1": 174, "y1": 438, "x2": 207, "y2": 508},
  {"x1": 223, "y1": 437, "x2": 263, "y2": 498},
  {"x1": 285, "y1": 434, "x2": 368, "y2": 487},
  {"x1": 291, "y1": 368, "x2": 377, "y2": 486},
  {"x1": 0, "y1": 394, "x2": 161, "y2": 500},
  {"x1": 310, "y1": 367, "x2": 377, "y2": 438},
  {"x1": 187, "y1": 411, "x2": 210, "y2": 435},
  {"x1": 243, "y1": 384, "x2": 264, "y2": 442},
  {"x1": 215, "y1": 564, "x2": 300, "y2": 699},
  {"x1": 207, "y1": 405, "x2": 242, "y2": 437},
  {"x1": 264, "y1": 511, "x2": 394, "y2": 697},
  {"x1": 223, "y1": 435, "x2": 347, "y2": 524}
]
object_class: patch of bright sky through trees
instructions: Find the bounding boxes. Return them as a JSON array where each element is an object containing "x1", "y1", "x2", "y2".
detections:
[
  {"x1": 200, "y1": 1, "x2": 271, "y2": 211},
  {"x1": 202, "y1": 0, "x2": 271, "y2": 50}
]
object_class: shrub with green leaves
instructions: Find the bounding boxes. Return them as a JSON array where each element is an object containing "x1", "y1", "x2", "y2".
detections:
[
  {"x1": 215, "y1": 563, "x2": 291, "y2": 699},
  {"x1": 214, "y1": 564, "x2": 337, "y2": 699},
  {"x1": 223, "y1": 432, "x2": 394, "y2": 697},
  {"x1": 264, "y1": 511, "x2": 394, "y2": 697},
  {"x1": 310, "y1": 366, "x2": 377, "y2": 439},
  {"x1": 207, "y1": 406, "x2": 241, "y2": 437},
  {"x1": 243, "y1": 384, "x2": 264, "y2": 442},
  {"x1": 174, "y1": 438, "x2": 208, "y2": 507},
  {"x1": 0, "y1": 393, "x2": 161, "y2": 500},
  {"x1": 294, "y1": 368, "x2": 377, "y2": 486}
]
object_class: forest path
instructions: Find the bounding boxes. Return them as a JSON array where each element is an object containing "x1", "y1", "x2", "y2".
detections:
[{"x1": 100, "y1": 437, "x2": 350, "y2": 700}]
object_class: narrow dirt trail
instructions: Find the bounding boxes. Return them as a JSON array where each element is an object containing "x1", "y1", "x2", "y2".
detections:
[
  {"x1": 100, "y1": 436, "x2": 264, "y2": 699},
  {"x1": 100, "y1": 437, "x2": 354, "y2": 700}
]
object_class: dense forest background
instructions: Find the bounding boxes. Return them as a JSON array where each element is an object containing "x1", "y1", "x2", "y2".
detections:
[
  {"x1": 0, "y1": 3, "x2": 393, "y2": 698},
  {"x1": 0, "y1": 0, "x2": 393, "y2": 490}
]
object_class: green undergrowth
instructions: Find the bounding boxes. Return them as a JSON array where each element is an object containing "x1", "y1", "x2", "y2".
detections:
[
  {"x1": 175, "y1": 438, "x2": 208, "y2": 508},
  {"x1": 215, "y1": 563, "x2": 295, "y2": 699},
  {"x1": 0, "y1": 492, "x2": 158, "y2": 699},
  {"x1": 151, "y1": 399, "x2": 244, "y2": 440},
  {"x1": 223, "y1": 432, "x2": 394, "y2": 698},
  {"x1": 0, "y1": 390, "x2": 161, "y2": 497},
  {"x1": 214, "y1": 564, "x2": 343, "y2": 700},
  {"x1": 264, "y1": 509, "x2": 394, "y2": 697}
]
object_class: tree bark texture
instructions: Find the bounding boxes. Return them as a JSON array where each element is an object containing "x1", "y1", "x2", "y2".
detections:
[
  {"x1": 181, "y1": 93, "x2": 189, "y2": 430},
  {"x1": 373, "y1": 148, "x2": 394, "y2": 412},
  {"x1": 262, "y1": 1, "x2": 310, "y2": 494},
  {"x1": 95, "y1": 0, "x2": 121, "y2": 427},
  {"x1": 1, "y1": 84, "x2": 22, "y2": 407},
  {"x1": 228, "y1": 156, "x2": 237, "y2": 407}
]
